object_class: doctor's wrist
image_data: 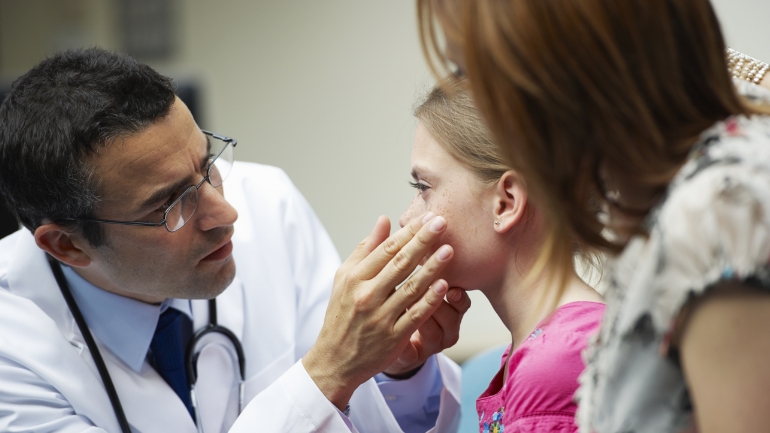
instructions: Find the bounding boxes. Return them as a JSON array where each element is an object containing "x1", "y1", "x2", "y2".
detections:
[
  {"x1": 301, "y1": 356, "x2": 355, "y2": 411},
  {"x1": 382, "y1": 362, "x2": 425, "y2": 380}
]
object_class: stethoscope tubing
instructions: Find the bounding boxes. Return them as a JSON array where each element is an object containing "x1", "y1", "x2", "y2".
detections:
[{"x1": 48, "y1": 254, "x2": 133, "y2": 433}]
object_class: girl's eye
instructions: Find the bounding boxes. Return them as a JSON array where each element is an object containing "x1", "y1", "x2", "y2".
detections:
[{"x1": 409, "y1": 181, "x2": 430, "y2": 193}]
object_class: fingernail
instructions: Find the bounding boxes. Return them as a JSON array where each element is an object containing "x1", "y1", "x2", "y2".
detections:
[
  {"x1": 451, "y1": 289, "x2": 462, "y2": 302},
  {"x1": 421, "y1": 212, "x2": 436, "y2": 224},
  {"x1": 429, "y1": 216, "x2": 446, "y2": 232},
  {"x1": 436, "y1": 245, "x2": 451, "y2": 261},
  {"x1": 433, "y1": 280, "x2": 448, "y2": 295}
]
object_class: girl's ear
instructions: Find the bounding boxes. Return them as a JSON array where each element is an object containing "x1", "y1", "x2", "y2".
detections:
[{"x1": 492, "y1": 170, "x2": 528, "y2": 233}]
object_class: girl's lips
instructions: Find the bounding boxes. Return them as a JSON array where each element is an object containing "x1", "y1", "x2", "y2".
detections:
[{"x1": 201, "y1": 240, "x2": 233, "y2": 262}]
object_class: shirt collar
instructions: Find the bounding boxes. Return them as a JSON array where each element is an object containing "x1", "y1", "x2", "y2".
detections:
[{"x1": 61, "y1": 265, "x2": 193, "y2": 372}]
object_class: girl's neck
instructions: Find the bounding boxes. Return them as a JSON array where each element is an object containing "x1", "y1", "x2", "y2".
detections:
[{"x1": 483, "y1": 264, "x2": 602, "y2": 351}]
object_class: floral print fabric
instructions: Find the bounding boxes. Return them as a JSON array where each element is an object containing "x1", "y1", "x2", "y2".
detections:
[{"x1": 576, "y1": 82, "x2": 770, "y2": 433}]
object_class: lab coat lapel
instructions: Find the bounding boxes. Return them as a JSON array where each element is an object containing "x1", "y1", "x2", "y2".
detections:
[
  {"x1": 5, "y1": 231, "x2": 122, "y2": 431},
  {"x1": 102, "y1": 347, "x2": 197, "y2": 433}
]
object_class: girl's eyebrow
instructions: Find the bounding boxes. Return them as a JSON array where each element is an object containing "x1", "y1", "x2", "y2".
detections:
[{"x1": 411, "y1": 166, "x2": 431, "y2": 180}]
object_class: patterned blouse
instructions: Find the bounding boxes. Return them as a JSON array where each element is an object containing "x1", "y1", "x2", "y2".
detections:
[{"x1": 576, "y1": 81, "x2": 770, "y2": 433}]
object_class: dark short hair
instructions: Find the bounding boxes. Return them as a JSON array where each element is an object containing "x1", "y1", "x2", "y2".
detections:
[{"x1": 0, "y1": 48, "x2": 176, "y2": 246}]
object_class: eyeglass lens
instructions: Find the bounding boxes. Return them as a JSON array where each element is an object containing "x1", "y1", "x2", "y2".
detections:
[
  {"x1": 164, "y1": 135, "x2": 235, "y2": 232},
  {"x1": 209, "y1": 140, "x2": 234, "y2": 188}
]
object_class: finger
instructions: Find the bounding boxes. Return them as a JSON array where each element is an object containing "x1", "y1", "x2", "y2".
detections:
[
  {"x1": 446, "y1": 288, "x2": 471, "y2": 315},
  {"x1": 355, "y1": 212, "x2": 439, "y2": 282},
  {"x1": 385, "y1": 244, "x2": 453, "y2": 315},
  {"x1": 361, "y1": 216, "x2": 392, "y2": 254},
  {"x1": 395, "y1": 340, "x2": 419, "y2": 367},
  {"x1": 341, "y1": 216, "x2": 391, "y2": 270},
  {"x1": 414, "y1": 316, "x2": 443, "y2": 351},
  {"x1": 393, "y1": 278, "x2": 449, "y2": 339},
  {"x1": 428, "y1": 299, "x2": 465, "y2": 349}
]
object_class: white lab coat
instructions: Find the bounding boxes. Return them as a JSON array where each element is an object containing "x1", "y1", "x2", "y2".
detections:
[{"x1": 0, "y1": 161, "x2": 460, "y2": 433}]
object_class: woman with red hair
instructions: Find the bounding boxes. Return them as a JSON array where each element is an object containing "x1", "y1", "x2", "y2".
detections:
[{"x1": 418, "y1": 0, "x2": 770, "y2": 431}]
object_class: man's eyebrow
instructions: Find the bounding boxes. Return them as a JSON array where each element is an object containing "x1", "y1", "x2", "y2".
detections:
[
  {"x1": 136, "y1": 134, "x2": 211, "y2": 214},
  {"x1": 200, "y1": 134, "x2": 212, "y2": 171},
  {"x1": 137, "y1": 177, "x2": 193, "y2": 213}
]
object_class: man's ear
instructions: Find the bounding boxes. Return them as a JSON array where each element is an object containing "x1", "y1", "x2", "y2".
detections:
[
  {"x1": 34, "y1": 223, "x2": 92, "y2": 267},
  {"x1": 492, "y1": 170, "x2": 528, "y2": 233}
]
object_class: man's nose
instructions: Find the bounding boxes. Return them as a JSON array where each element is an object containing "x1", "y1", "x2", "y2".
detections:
[{"x1": 195, "y1": 182, "x2": 238, "y2": 231}]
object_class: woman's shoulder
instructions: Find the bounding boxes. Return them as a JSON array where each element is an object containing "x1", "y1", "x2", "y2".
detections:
[
  {"x1": 617, "y1": 114, "x2": 770, "y2": 337},
  {"x1": 669, "y1": 114, "x2": 770, "y2": 193},
  {"x1": 576, "y1": 115, "x2": 770, "y2": 433}
]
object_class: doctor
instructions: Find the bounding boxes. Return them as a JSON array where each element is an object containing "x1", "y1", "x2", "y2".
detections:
[{"x1": 0, "y1": 48, "x2": 468, "y2": 432}]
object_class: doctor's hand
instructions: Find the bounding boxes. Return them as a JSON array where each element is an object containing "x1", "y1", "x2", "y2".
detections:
[
  {"x1": 302, "y1": 213, "x2": 454, "y2": 411},
  {"x1": 383, "y1": 287, "x2": 471, "y2": 378}
]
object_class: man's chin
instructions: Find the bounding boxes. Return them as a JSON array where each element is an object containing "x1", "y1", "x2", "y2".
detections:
[
  {"x1": 188, "y1": 258, "x2": 236, "y2": 300},
  {"x1": 212, "y1": 259, "x2": 237, "y2": 297}
]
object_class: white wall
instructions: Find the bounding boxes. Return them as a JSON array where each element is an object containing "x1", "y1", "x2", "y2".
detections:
[
  {"x1": 1, "y1": 0, "x2": 768, "y2": 362},
  {"x1": 711, "y1": 0, "x2": 770, "y2": 62}
]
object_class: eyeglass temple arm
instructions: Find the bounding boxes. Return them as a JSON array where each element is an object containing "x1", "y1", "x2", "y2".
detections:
[
  {"x1": 201, "y1": 130, "x2": 237, "y2": 147},
  {"x1": 70, "y1": 218, "x2": 165, "y2": 227}
]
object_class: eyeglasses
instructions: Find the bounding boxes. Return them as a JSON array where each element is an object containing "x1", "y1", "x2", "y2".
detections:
[{"x1": 69, "y1": 130, "x2": 237, "y2": 233}]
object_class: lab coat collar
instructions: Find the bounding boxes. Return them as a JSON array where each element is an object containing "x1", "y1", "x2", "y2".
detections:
[{"x1": 7, "y1": 230, "x2": 80, "y2": 341}]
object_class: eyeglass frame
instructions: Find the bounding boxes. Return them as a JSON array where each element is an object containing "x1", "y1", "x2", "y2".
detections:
[{"x1": 64, "y1": 130, "x2": 237, "y2": 233}]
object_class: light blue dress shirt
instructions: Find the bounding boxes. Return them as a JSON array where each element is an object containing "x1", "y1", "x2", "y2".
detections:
[
  {"x1": 61, "y1": 265, "x2": 191, "y2": 373},
  {"x1": 62, "y1": 265, "x2": 442, "y2": 432}
]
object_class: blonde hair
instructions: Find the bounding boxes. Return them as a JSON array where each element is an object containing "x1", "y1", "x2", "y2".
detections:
[
  {"x1": 414, "y1": 82, "x2": 601, "y2": 288},
  {"x1": 414, "y1": 81, "x2": 508, "y2": 185},
  {"x1": 418, "y1": 0, "x2": 769, "y2": 297}
]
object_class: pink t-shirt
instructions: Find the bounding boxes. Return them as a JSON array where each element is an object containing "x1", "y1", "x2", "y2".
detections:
[{"x1": 476, "y1": 301, "x2": 605, "y2": 433}]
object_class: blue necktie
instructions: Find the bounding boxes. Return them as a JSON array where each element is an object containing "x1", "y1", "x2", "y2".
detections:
[{"x1": 150, "y1": 308, "x2": 194, "y2": 418}]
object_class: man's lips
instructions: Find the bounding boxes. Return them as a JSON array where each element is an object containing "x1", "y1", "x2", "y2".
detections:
[{"x1": 201, "y1": 239, "x2": 234, "y2": 262}]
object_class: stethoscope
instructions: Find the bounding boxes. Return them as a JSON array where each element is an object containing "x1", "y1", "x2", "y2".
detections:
[{"x1": 47, "y1": 254, "x2": 246, "y2": 433}]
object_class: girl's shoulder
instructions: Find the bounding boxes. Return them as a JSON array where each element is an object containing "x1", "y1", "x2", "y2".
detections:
[
  {"x1": 507, "y1": 301, "x2": 605, "y2": 389},
  {"x1": 477, "y1": 302, "x2": 605, "y2": 429}
]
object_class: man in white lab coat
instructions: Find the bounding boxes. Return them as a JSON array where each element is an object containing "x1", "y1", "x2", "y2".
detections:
[{"x1": 0, "y1": 48, "x2": 468, "y2": 432}]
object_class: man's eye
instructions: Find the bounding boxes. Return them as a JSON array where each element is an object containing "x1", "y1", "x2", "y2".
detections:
[
  {"x1": 153, "y1": 198, "x2": 175, "y2": 215},
  {"x1": 409, "y1": 181, "x2": 430, "y2": 193}
]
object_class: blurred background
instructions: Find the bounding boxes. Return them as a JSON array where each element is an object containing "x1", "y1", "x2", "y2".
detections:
[{"x1": 0, "y1": 0, "x2": 768, "y2": 363}]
